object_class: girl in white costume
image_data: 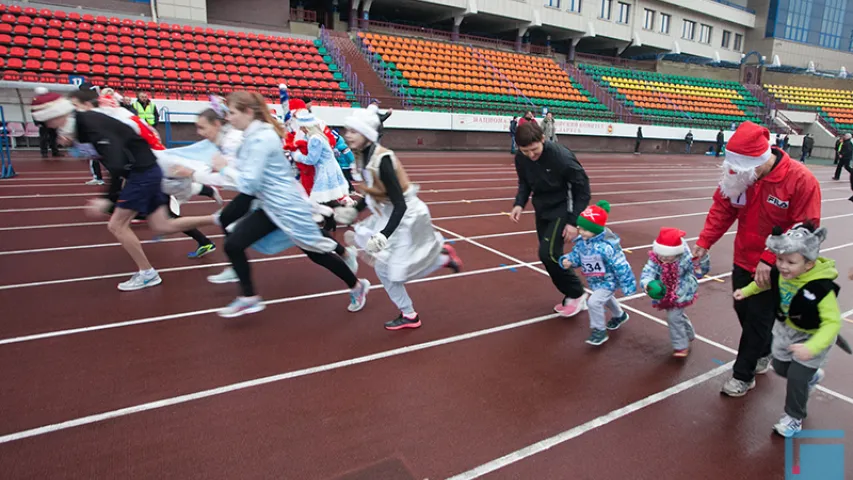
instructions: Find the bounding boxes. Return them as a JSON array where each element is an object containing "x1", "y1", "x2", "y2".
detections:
[{"x1": 336, "y1": 105, "x2": 462, "y2": 330}]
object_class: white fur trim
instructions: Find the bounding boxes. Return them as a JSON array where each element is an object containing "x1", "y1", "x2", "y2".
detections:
[
  {"x1": 344, "y1": 116, "x2": 378, "y2": 142},
  {"x1": 723, "y1": 146, "x2": 772, "y2": 170},
  {"x1": 653, "y1": 240, "x2": 686, "y2": 257},
  {"x1": 32, "y1": 98, "x2": 74, "y2": 122}
]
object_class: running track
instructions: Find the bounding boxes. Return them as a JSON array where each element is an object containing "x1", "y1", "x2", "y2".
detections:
[{"x1": 0, "y1": 152, "x2": 852, "y2": 479}]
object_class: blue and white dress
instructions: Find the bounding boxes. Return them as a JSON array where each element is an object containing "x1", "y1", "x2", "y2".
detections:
[{"x1": 292, "y1": 133, "x2": 350, "y2": 204}]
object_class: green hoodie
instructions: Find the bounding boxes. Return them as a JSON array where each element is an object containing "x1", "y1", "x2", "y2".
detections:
[{"x1": 741, "y1": 257, "x2": 842, "y2": 356}]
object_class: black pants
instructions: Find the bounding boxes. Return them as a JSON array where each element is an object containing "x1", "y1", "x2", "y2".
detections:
[
  {"x1": 715, "y1": 144, "x2": 723, "y2": 157},
  {"x1": 90, "y1": 159, "x2": 102, "y2": 180},
  {"x1": 832, "y1": 158, "x2": 852, "y2": 180},
  {"x1": 224, "y1": 209, "x2": 357, "y2": 297},
  {"x1": 772, "y1": 358, "x2": 818, "y2": 420},
  {"x1": 219, "y1": 193, "x2": 256, "y2": 235},
  {"x1": 342, "y1": 168, "x2": 354, "y2": 193},
  {"x1": 535, "y1": 216, "x2": 585, "y2": 300},
  {"x1": 39, "y1": 125, "x2": 59, "y2": 157},
  {"x1": 732, "y1": 265, "x2": 775, "y2": 382},
  {"x1": 634, "y1": 141, "x2": 640, "y2": 153}
]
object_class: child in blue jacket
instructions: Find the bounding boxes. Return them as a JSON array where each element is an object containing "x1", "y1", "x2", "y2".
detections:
[
  {"x1": 640, "y1": 227, "x2": 699, "y2": 357},
  {"x1": 560, "y1": 200, "x2": 637, "y2": 346},
  {"x1": 331, "y1": 128, "x2": 356, "y2": 193}
]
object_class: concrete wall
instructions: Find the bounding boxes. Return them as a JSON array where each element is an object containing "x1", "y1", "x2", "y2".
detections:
[
  {"x1": 206, "y1": 0, "x2": 291, "y2": 30},
  {"x1": 157, "y1": 0, "x2": 207, "y2": 23},
  {"x1": 655, "y1": 61, "x2": 742, "y2": 82},
  {"x1": 32, "y1": 0, "x2": 150, "y2": 16}
]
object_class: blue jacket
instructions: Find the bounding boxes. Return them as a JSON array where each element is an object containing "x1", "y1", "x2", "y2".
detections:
[
  {"x1": 560, "y1": 229, "x2": 637, "y2": 294},
  {"x1": 640, "y1": 245, "x2": 699, "y2": 309},
  {"x1": 331, "y1": 129, "x2": 355, "y2": 169}
]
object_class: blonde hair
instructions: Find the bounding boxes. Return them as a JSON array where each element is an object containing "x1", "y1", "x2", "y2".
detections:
[
  {"x1": 303, "y1": 124, "x2": 325, "y2": 138},
  {"x1": 227, "y1": 91, "x2": 285, "y2": 138}
]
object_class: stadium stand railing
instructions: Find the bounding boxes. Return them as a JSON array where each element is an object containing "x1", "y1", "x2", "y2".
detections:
[{"x1": 764, "y1": 83, "x2": 853, "y2": 135}]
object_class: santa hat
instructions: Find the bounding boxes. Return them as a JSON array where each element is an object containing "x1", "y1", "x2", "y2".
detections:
[
  {"x1": 653, "y1": 227, "x2": 687, "y2": 257},
  {"x1": 31, "y1": 87, "x2": 74, "y2": 122},
  {"x1": 344, "y1": 104, "x2": 381, "y2": 143},
  {"x1": 724, "y1": 121, "x2": 772, "y2": 170},
  {"x1": 576, "y1": 200, "x2": 610, "y2": 235}
]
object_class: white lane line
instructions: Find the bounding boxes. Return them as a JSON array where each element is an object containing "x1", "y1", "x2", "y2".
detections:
[
  {"x1": 0, "y1": 307, "x2": 566, "y2": 445},
  {"x1": 436, "y1": 223, "x2": 853, "y2": 411},
  {"x1": 0, "y1": 262, "x2": 538, "y2": 346},
  {"x1": 446, "y1": 362, "x2": 734, "y2": 479}
]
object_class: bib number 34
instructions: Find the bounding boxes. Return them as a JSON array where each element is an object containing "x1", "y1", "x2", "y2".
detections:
[{"x1": 581, "y1": 255, "x2": 605, "y2": 277}]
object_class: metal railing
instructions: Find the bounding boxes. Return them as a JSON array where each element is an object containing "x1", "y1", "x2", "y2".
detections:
[
  {"x1": 290, "y1": 8, "x2": 318, "y2": 23},
  {"x1": 162, "y1": 108, "x2": 197, "y2": 147},
  {"x1": 353, "y1": 33, "x2": 414, "y2": 108},
  {"x1": 563, "y1": 62, "x2": 634, "y2": 124},
  {"x1": 319, "y1": 25, "x2": 368, "y2": 105},
  {"x1": 0, "y1": 106, "x2": 15, "y2": 179},
  {"x1": 361, "y1": 20, "x2": 549, "y2": 55}
]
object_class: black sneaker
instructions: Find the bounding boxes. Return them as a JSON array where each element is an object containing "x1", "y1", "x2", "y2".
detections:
[
  {"x1": 385, "y1": 314, "x2": 421, "y2": 331},
  {"x1": 606, "y1": 312, "x2": 629, "y2": 330}
]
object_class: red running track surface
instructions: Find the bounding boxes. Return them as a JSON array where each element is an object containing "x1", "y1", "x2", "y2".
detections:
[{"x1": 1, "y1": 152, "x2": 852, "y2": 479}]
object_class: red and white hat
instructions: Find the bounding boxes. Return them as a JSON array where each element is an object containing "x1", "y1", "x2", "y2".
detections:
[
  {"x1": 724, "y1": 121, "x2": 772, "y2": 170},
  {"x1": 31, "y1": 87, "x2": 74, "y2": 122},
  {"x1": 653, "y1": 227, "x2": 687, "y2": 257}
]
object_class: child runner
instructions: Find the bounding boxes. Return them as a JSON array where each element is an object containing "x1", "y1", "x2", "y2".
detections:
[
  {"x1": 640, "y1": 227, "x2": 699, "y2": 357},
  {"x1": 336, "y1": 105, "x2": 462, "y2": 330},
  {"x1": 210, "y1": 91, "x2": 369, "y2": 317},
  {"x1": 734, "y1": 223, "x2": 842, "y2": 436},
  {"x1": 331, "y1": 127, "x2": 356, "y2": 193},
  {"x1": 559, "y1": 200, "x2": 636, "y2": 346}
]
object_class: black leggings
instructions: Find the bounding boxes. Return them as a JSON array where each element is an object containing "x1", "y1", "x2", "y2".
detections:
[
  {"x1": 224, "y1": 209, "x2": 357, "y2": 297},
  {"x1": 342, "y1": 168, "x2": 354, "y2": 192}
]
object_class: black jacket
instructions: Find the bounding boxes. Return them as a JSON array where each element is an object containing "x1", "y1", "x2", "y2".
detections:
[
  {"x1": 841, "y1": 139, "x2": 853, "y2": 164},
  {"x1": 513, "y1": 141, "x2": 590, "y2": 224},
  {"x1": 802, "y1": 136, "x2": 814, "y2": 152},
  {"x1": 75, "y1": 110, "x2": 159, "y2": 201}
]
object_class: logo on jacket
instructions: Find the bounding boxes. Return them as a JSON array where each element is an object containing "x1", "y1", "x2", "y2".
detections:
[{"x1": 767, "y1": 195, "x2": 789, "y2": 209}]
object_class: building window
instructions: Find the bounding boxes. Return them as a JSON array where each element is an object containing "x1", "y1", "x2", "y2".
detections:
[
  {"x1": 617, "y1": 2, "x2": 630, "y2": 24},
  {"x1": 643, "y1": 9, "x2": 655, "y2": 30},
  {"x1": 660, "y1": 13, "x2": 671, "y2": 34},
  {"x1": 699, "y1": 24, "x2": 712, "y2": 44},
  {"x1": 545, "y1": 0, "x2": 560, "y2": 7},
  {"x1": 682, "y1": 20, "x2": 696, "y2": 40},
  {"x1": 567, "y1": 0, "x2": 581, "y2": 13},
  {"x1": 721, "y1": 30, "x2": 731, "y2": 48},
  {"x1": 600, "y1": 0, "x2": 612, "y2": 19},
  {"x1": 819, "y1": 0, "x2": 846, "y2": 50},
  {"x1": 734, "y1": 33, "x2": 743, "y2": 51},
  {"x1": 784, "y1": 0, "x2": 813, "y2": 43}
]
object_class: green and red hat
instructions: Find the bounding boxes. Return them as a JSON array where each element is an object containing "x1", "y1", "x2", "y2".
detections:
[{"x1": 576, "y1": 200, "x2": 610, "y2": 235}]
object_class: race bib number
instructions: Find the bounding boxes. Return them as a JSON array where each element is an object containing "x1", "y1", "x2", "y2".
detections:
[
  {"x1": 731, "y1": 192, "x2": 746, "y2": 207},
  {"x1": 580, "y1": 254, "x2": 605, "y2": 277}
]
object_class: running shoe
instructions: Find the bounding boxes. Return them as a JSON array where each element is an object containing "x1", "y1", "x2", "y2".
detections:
[
  {"x1": 343, "y1": 246, "x2": 359, "y2": 274},
  {"x1": 721, "y1": 377, "x2": 756, "y2": 397},
  {"x1": 672, "y1": 348, "x2": 690, "y2": 358},
  {"x1": 808, "y1": 368, "x2": 825, "y2": 394},
  {"x1": 219, "y1": 297, "x2": 265, "y2": 318},
  {"x1": 118, "y1": 270, "x2": 162, "y2": 291},
  {"x1": 208, "y1": 267, "x2": 239, "y2": 284},
  {"x1": 442, "y1": 244, "x2": 463, "y2": 273},
  {"x1": 347, "y1": 279, "x2": 370, "y2": 312},
  {"x1": 85, "y1": 179, "x2": 105, "y2": 185},
  {"x1": 755, "y1": 355, "x2": 773, "y2": 375},
  {"x1": 555, "y1": 293, "x2": 588, "y2": 317},
  {"x1": 773, "y1": 414, "x2": 803, "y2": 438},
  {"x1": 188, "y1": 244, "x2": 216, "y2": 259},
  {"x1": 606, "y1": 312, "x2": 629, "y2": 330},
  {"x1": 210, "y1": 186, "x2": 223, "y2": 205},
  {"x1": 586, "y1": 328, "x2": 609, "y2": 346},
  {"x1": 385, "y1": 313, "x2": 421, "y2": 330}
]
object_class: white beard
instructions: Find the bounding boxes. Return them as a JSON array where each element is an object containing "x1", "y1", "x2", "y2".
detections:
[{"x1": 719, "y1": 163, "x2": 758, "y2": 200}]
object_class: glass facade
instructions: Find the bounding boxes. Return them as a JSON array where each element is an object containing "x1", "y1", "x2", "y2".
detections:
[{"x1": 765, "y1": 0, "x2": 853, "y2": 51}]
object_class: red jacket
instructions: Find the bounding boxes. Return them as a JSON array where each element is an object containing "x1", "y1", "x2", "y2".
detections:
[{"x1": 697, "y1": 149, "x2": 821, "y2": 273}]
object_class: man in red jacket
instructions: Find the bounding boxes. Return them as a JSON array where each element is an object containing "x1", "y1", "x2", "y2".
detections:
[{"x1": 692, "y1": 122, "x2": 821, "y2": 397}]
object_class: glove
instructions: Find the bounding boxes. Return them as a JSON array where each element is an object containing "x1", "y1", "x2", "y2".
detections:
[
  {"x1": 333, "y1": 206, "x2": 358, "y2": 225},
  {"x1": 295, "y1": 139, "x2": 308, "y2": 155},
  {"x1": 366, "y1": 232, "x2": 388, "y2": 254}
]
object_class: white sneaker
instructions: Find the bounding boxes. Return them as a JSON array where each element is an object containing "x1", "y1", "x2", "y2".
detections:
[
  {"x1": 208, "y1": 267, "x2": 239, "y2": 284},
  {"x1": 755, "y1": 355, "x2": 773, "y2": 375},
  {"x1": 210, "y1": 186, "x2": 223, "y2": 205},
  {"x1": 343, "y1": 246, "x2": 359, "y2": 274},
  {"x1": 118, "y1": 270, "x2": 162, "y2": 291},
  {"x1": 347, "y1": 279, "x2": 370, "y2": 312},
  {"x1": 85, "y1": 179, "x2": 104, "y2": 185}
]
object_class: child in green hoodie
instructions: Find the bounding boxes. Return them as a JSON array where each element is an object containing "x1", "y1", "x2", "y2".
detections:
[{"x1": 733, "y1": 222, "x2": 841, "y2": 438}]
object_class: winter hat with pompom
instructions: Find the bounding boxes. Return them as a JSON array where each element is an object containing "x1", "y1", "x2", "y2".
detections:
[
  {"x1": 576, "y1": 200, "x2": 611, "y2": 235},
  {"x1": 31, "y1": 87, "x2": 74, "y2": 122}
]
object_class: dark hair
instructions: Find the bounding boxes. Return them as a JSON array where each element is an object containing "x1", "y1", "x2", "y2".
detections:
[
  {"x1": 515, "y1": 121, "x2": 544, "y2": 147},
  {"x1": 197, "y1": 108, "x2": 224, "y2": 125},
  {"x1": 304, "y1": 97, "x2": 313, "y2": 104},
  {"x1": 68, "y1": 89, "x2": 99, "y2": 106}
]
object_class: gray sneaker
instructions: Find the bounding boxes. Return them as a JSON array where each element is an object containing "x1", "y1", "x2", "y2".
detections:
[
  {"x1": 721, "y1": 376, "x2": 756, "y2": 397},
  {"x1": 207, "y1": 267, "x2": 239, "y2": 284},
  {"x1": 755, "y1": 355, "x2": 773, "y2": 375}
]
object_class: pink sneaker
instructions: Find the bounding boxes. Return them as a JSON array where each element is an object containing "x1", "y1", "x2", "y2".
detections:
[{"x1": 554, "y1": 293, "x2": 588, "y2": 317}]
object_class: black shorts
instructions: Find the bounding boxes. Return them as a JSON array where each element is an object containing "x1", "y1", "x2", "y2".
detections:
[{"x1": 116, "y1": 165, "x2": 167, "y2": 216}]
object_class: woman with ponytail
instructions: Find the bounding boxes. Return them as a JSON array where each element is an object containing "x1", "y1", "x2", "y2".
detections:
[
  {"x1": 207, "y1": 91, "x2": 369, "y2": 318},
  {"x1": 334, "y1": 105, "x2": 462, "y2": 330}
]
